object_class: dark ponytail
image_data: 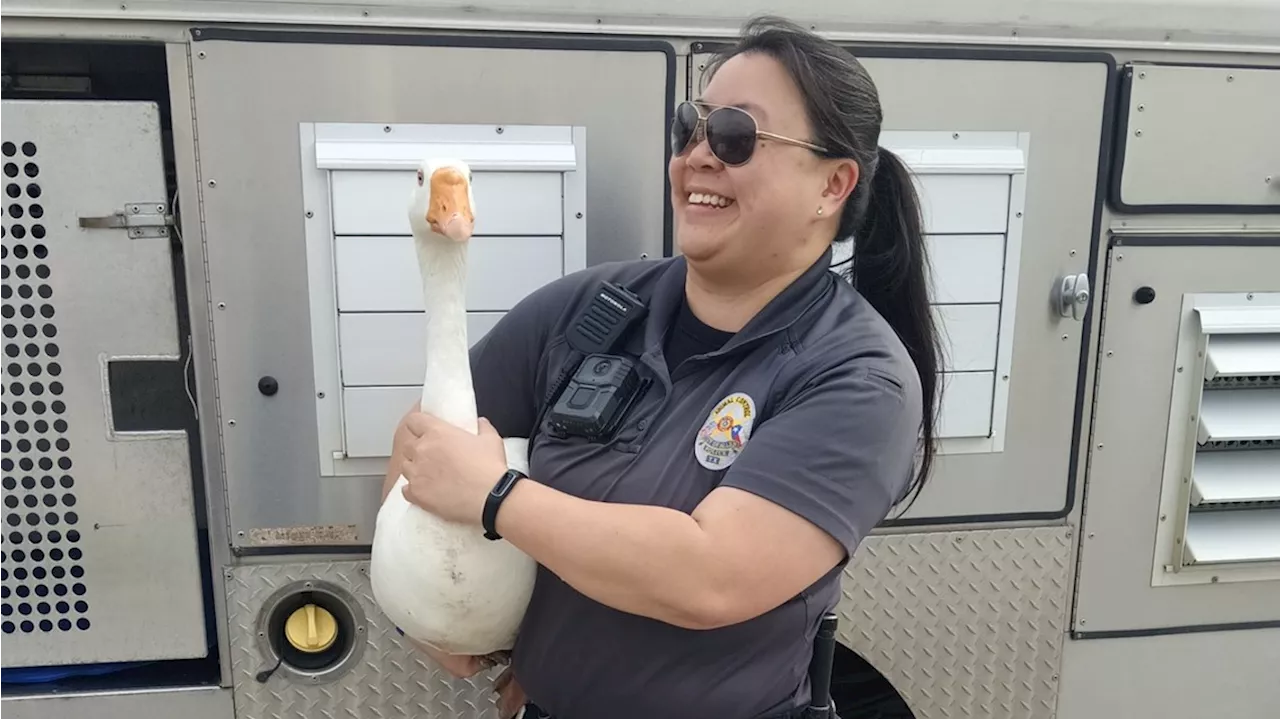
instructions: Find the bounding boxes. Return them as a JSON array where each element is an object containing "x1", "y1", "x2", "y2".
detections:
[
  {"x1": 707, "y1": 16, "x2": 941, "y2": 507},
  {"x1": 851, "y1": 146, "x2": 940, "y2": 507}
]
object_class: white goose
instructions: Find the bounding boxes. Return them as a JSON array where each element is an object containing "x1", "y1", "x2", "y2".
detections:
[{"x1": 369, "y1": 158, "x2": 537, "y2": 657}]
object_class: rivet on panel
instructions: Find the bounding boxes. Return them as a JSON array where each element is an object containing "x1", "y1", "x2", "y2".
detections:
[
  {"x1": 1062, "y1": 334, "x2": 1069, "y2": 341},
  {"x1": 1015, "y1": 211, "x2": 1023, "y2": 218},
  {"x1": 1070, "y1": 250, "x2": 1077, "y2": 257},
  {"x1": 208, "y1": 180, "x2": 217, "y2": 188},
  {"x1": 1134, "y1": 130, "x2": 1142, "y2": 137},
  {"x1": 952, "y1": 132, "x2": 960, "y2": 139},
  {"x1": 1106, "y1": 350, "x2": 1114, "y2": 357},
  {"x1": 217, "y1": 302, "x2": 226, "y2": 310},
  {"x1": 228, "y1": 419, "x2": 236, "y2": 427},
  {"x1": 1247, "y1": 293, "x2": 1255, "y2": 300},
  {"x1": 1137, "y1": 104, "x2": 1145, "y2": 112},
  {"x1": 495, "y1": 127, "x2": 504, "y2": 134},
  {"x1": 383, "y1": 126, "x2": 391, "y2": 133},
  {"x1": 1227, "y1": 75, "x2": 1234, "y2": 82},
  {"x1": 1116, "y1": 254, "x2": 1124, "y2": 261},
  {"x1": 1139, "y1": 71, "x2": 1146, "y2": 78},
  {"x1": 575, "y1": 212, "x2": 583, "y2": 219},
  {"x1": 1266, "y1": 176, "x2": 1273, "y2": 184},
  {"x1": 198, "y1": 51, "x2": 206, "y2": 59},
  {"x1": 1160, "y1": 514, "x2": 1167, "y2": 521},
  {"x1": 305, "y1": 210, "x2": 314, "y2": 219},
  {"x1": 1211, "y1": 576, "x2": 1219, "y2": 583},
  {"x1": 1097, "y1": 443, "x2": 1104, "y2": 449},
  {"x1": 317, "y1": 391, "x2": 326, "y2": 399},
  {"x1": 1177, "y1": 366, "x2": 1184, "y2": 373}
]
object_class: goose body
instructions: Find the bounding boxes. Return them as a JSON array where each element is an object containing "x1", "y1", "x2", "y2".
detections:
[{"x1": 369, "y1": 158, "x2": 537, "y2": 656}]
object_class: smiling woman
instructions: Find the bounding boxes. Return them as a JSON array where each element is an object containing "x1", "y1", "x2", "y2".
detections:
[{"x1": 383, "y1": 14, "x2": 941, "y2": 719}]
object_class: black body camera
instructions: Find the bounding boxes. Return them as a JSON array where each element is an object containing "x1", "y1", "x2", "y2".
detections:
[
  {"x1": 537, "y1": 281, "x2": 650, "y2": 442},
  {"x1": 545, "y1": 353, "x2": 645, "y2": 440}
]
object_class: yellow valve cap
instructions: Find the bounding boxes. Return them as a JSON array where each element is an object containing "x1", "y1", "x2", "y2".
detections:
[{"x1": 284, "y1": 604, "x2": 338, "y2": 653}]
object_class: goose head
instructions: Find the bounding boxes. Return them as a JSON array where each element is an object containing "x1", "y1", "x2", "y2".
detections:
[{"x1": 409, "y1": 158, "x2": 476, "y2": 244}]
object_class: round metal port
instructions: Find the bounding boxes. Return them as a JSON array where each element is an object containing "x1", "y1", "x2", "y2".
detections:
[{"x1": 254, "y1": 580, "x2": 366, "y2": 684}]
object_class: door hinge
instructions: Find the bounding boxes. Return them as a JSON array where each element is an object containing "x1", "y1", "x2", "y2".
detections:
[{"x1": 79, "y1": 202, "x2": 174, "y2": 239}]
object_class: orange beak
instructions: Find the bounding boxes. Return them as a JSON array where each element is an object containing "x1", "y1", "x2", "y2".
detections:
[{"x1": 426, "y1": 167, "x2": 475, "y2": 242}]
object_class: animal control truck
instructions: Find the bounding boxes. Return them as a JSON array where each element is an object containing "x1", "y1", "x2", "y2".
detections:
[{"x1": 1, "y1": 1, "x2": 1278, "y2": 717}]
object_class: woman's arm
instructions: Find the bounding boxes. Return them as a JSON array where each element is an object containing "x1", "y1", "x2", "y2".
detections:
[
  {"x1": 496, "y1": 479, "x2": 843, "y2": 630},
  {"x1": 399, "y1": 364, "x2": 921, "y2": 630}
]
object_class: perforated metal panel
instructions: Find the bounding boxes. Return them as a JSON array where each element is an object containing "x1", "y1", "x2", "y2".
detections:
[
  {"x1": 0, "y1": 100, "x2": 208, "y2": 666},
  {"x1": 1, "y1": 138, "x2": 85, "y2": 638}
]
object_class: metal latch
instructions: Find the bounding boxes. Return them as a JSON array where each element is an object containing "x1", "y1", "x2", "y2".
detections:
[
  {"x1": 1055, "y1": 273, "x2": 1091, "y2": 321},
  {"x1": 79, "y1": 203, "x2": 174, "y2": 239}
]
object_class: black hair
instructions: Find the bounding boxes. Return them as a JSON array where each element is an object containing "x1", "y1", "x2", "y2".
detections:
[{"x1": 706, "y1": 15, "x2": 942, "y2": 508}]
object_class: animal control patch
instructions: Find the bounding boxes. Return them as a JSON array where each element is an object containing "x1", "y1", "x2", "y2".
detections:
[{"x1": 694, "y1": 392, "x2": 756, "y2": 470}]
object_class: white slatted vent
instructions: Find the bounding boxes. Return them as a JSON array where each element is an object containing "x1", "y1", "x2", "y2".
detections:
[{"x1": 1183, "y1": 302, "x2": 1280, "y2": 568}]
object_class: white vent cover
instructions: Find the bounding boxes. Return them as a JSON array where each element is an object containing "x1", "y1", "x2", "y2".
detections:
[
  {"x1": 1157, "y1": 293, "x2": 1280, "y2": 583},
  {"x1": 300, "y1": 122, "x2": 587, "y2": 478}
]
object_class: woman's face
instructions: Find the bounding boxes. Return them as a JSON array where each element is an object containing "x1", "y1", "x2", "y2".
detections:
[{"x1": 670, "y1": 52, "x2": 856, "y2": 280}]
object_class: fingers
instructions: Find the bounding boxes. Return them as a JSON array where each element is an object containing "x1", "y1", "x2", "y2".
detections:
[{"x1": 404, "y1": 411, "x2": 434, "y2": 437}]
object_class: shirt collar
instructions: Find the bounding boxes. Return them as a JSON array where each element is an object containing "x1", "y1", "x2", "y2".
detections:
[{"x1": 638, "y1": 245, "x2": 836, "y2": 360}]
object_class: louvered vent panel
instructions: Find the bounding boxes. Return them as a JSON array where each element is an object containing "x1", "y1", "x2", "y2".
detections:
[{"x1": 1182, "y1": 302, "x2": 1280, "y2": 568}]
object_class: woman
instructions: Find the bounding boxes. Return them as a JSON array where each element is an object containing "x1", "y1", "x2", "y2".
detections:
[{"x1": 383, "y1": 15, "x2": 940, "y2": 719}]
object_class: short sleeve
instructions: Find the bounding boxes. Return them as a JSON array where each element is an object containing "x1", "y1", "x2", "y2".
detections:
[
  {"x1": 717, "y1": 363, "x2": 923, "y2": 557},
  {"x1": 468, "y1": 273, "x2": 581, "y2": 438}
]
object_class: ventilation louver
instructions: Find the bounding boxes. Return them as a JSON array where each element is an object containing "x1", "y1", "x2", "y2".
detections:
[{"x1": 1178, "y1": 298, "x2": 1280, "y2": 572}]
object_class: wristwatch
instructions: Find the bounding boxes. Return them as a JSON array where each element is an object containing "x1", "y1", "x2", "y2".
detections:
[{"x1": 482, "y1": 468, "x2": 527, "y2": 541}]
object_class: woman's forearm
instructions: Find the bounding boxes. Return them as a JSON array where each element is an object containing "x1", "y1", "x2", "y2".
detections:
[{"x1": 496, "y1": 478, "x2": 730, "y2": 630}]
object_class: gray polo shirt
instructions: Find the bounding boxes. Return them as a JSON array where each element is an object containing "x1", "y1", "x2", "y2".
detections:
[{"x1": 469, "y1": 246, "x2": 922, "y2": 719}]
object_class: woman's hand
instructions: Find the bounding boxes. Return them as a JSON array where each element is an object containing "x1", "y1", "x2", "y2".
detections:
[{"x1": 400, "y1": 412, "x2": 511, "y2": 525}]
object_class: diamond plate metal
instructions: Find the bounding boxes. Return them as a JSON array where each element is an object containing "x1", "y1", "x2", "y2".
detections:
[
  {"x1": 228, "y1": 529, "x2": 1071, "y2": 719},
  {"x1": 839, "y1": 526, "x2": 1072, "y2": 719},
  {"x1": 225, "y1": 561, "x2": 504, "y2": 719}
]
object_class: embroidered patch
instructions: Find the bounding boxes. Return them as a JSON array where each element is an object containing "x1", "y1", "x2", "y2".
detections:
[{"x1": 694, "y1": 392, "x2": 755, "y2": 470}]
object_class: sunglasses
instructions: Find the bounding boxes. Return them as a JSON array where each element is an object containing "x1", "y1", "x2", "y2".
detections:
[{"x1": 670, "y1": 100, "x2": 829, "y2": 167}]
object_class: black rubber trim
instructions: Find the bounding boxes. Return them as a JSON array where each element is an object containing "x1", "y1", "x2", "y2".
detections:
[
  {"x1": 190, "y1": 26, "x2": 678, "y2": 258},
  {"x1": 1109, "y1": 62, "x2": 1280, "y2": 215},
  {"x1": 712, "y1": 41, "x2": 1118, "y2": 528},
  {"x1": 1074, "y1": 619, "x2": 1280, "y2": 640},
  {"x1": 1112, "y1": 234, "x2": 1280, "y2": 247},
  {"x1": 233, "y1": 543, "x2": 370, "y2": 558}
]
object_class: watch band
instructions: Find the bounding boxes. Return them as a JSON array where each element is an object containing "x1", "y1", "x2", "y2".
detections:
[{"x1": 482, "y1": 469, "x2": 527, "y2": 541}]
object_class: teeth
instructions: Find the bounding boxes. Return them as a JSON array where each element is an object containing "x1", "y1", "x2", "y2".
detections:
[{"x1": 688, "y1": 192, "x2": 732, "y2": 207}]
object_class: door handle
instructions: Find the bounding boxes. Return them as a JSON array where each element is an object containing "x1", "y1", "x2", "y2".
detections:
[{"x1": 1056, "y1": 273, "x2": 1090, "y2": 321}]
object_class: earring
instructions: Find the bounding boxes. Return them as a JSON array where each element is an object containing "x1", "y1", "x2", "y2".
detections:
[{"x1": 816, "y1": 207, "x2": 824, "y2": 216}]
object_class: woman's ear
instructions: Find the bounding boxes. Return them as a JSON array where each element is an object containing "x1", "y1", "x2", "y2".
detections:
[{"x1": 818, "y1": 159, "x2": 859, "y2": 216}]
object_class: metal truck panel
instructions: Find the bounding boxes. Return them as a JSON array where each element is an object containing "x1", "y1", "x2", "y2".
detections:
[
  {"x1": 838, "y1": 526, "x2": 1073, "y2": 719},
  {"x1": 1074, "y1": 239, "x2": 1280, "y2": 634},
  {"x1": 1057, "y1": 627, "x2": 1280, "y2": 719},
  {"x1": 221, "y1": 525, "x2": 1071, "y2": 719},
  {"x1": 695, "y1": 49, "x2": 1111, "y2": 521},
  {"x1": 1, "y1": 685, "x2": 234, "y2": 719},
  {"x1": 1114, "y1": 63, "x2": 1280, "y2": 212},
  {"x1": 3, "y1": 0, "x2": 1280, "y2": 52},
  {"x1": 0, "y1": 100, "x2": 208, "y2": 665},
  {"x1": 185, "y1": 31, "x2": 671, "y2": 547}
]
